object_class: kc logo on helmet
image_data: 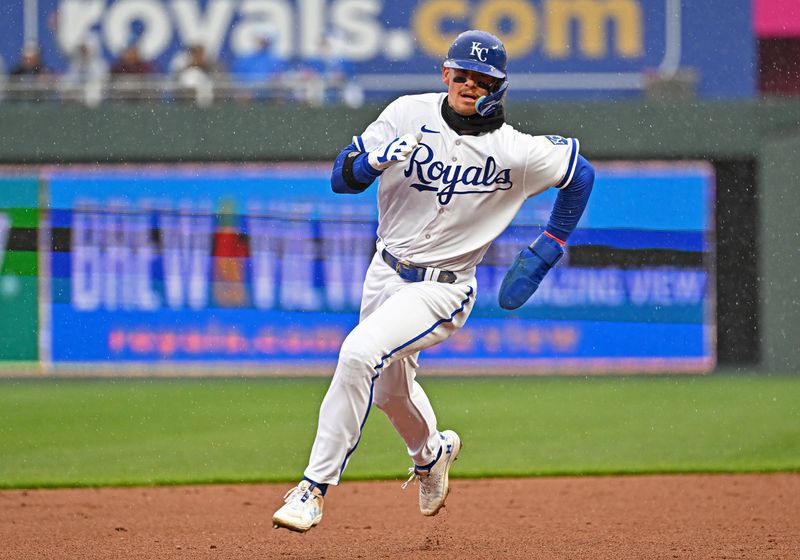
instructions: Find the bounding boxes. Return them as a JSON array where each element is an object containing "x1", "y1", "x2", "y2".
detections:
[{"x1": 470, "y1": 42, "x2": 488, "y2": 61}]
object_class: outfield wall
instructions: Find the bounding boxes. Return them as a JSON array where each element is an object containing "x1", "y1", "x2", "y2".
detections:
[
  {"x1": 759, "y1": 131, "x2": 800, "y2": 373},
  {"x1": 1, "y1": 100, "x2": 794, "y2": 163},
  {"x1": 1, "y1": 161, "x2": 716, "y2": 374},
  {"x1": 0, "y1": 99, "x2": 797, "y2": 373},
  {"x1": 0, "y1": 178, "x2": 39, "y2": 361}
]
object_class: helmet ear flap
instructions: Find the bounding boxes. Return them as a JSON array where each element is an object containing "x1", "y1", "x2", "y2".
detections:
[{"x1": 475, "y1": 79, "x2": 509, "y2": 117}]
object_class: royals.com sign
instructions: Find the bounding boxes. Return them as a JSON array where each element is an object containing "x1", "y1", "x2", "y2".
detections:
[{"x1": 0, "y1": 0, "x2": 753, "y2": 98}]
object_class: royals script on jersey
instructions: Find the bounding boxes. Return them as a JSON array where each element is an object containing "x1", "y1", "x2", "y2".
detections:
[{"x1": 354, "y1": 92, "x2": 579, "y2": 272}]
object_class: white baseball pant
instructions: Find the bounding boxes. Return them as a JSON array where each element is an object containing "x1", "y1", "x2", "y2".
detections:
[{"x1": 303, "y1": 249, "x2": 476, "y2": 485}]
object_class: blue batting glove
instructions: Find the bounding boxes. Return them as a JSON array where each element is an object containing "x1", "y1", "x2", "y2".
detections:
[
  {"x1": 475, "y1": 80, "x2": 509, "y2": 117},
  {"x1": 498, "y1": 233, "x2": 564, "y2": 310}
]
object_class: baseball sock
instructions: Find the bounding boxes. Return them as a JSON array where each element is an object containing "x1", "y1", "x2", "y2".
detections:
[
  {"x1": 415, "y1": 444, "x2": 443, "y2": 471},
  {"x1": 303, "y1": 476, "x2": 329, "y2": 496}
]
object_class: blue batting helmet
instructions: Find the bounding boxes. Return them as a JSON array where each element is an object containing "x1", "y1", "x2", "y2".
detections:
[{"x1": 443, "y1": 30, "x2": 507, "y2": 79}]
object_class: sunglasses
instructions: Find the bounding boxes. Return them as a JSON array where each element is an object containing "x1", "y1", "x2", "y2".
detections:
[{"x1": 452, "y1": 74, "x2": 497, "y2": 92}]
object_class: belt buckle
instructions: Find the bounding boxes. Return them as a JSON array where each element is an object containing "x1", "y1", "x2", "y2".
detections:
[
  {"x1": 395, "y1": 257, "x2": 420, "y2": 282},
  {"x1": 394, "y1": 256, "x2": 411, "y2": 274}
]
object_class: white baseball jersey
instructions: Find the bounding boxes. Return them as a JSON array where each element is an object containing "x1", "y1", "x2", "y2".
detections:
[
  {"x1": 302, "y1": 92, "x2": 581, "y2": 488},
  {"x1": 354, "y1": 92, "x2": 580, "y2": 272}
]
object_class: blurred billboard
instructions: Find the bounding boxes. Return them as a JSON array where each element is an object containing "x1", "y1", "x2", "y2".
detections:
[
  {"x1": 42, "y1": 162, "x2": 715, "y2": 372},
  {"x1": 755, "y1": 0, "x2": 800, "y2": 37},
  {"x1": 0, "y1": 178, "x2": 40, "y2": 361},
  {"x1": 0, "y1": 0, "x2": 754, "y2": 99}
]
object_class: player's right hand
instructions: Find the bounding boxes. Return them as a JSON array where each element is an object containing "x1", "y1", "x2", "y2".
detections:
[
  {"x1": 498, "y1": 233, "x2": 565, "y2": 310},
  {"x1": 367, "y1": 132, "x2": 423, "y2": 171}
]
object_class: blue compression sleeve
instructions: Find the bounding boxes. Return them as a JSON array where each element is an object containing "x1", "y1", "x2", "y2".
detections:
[
  {"x1": 331, "y1": 143, "x2": 382, "y2": 194},
  {"x1": 544, "y1": 155, "x2": 595, "y2": 242}
]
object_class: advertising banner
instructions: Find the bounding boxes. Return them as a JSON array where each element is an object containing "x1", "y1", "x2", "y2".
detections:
[
  {"x1": 0, "y1": 0, "x2": 754, "y2": 98},
  {"x1": 0, "y1": 178, "x2": 40, "y2": 362},
  {"x1": 755, "y1": 0, "x2": 800, "y2": 37},
  {"x1": 47, "y1": 162, "x2": 715, "y2": 372}
]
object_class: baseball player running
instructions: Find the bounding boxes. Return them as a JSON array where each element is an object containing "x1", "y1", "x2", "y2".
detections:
[{"x1": 273, "y1": 30, "x2": 595, "y2": 532}]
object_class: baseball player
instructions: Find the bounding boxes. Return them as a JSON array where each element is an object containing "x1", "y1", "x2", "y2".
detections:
[{"x1": 272, "y1": 30, "x2": 595, "y2": 532}]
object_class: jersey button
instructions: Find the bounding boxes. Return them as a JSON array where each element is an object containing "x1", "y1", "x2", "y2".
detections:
[
  {"x1": 425, "y1": 234, "x2": 431, "y2": 239},
  {"x1": 438, "y1": 208, "x2": 444, "y2": 214},
  {"x1": 451, "y1": 156, "x2": 457, "y2": 162},
  {"x1": 455, "y1": 140, "x2": 461, "y2": 145}
]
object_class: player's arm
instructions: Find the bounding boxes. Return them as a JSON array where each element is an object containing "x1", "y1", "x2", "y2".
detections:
[
  {"x1": 498, "y1": 155, "x2": 595, "y2": 310},
  {"x1": 331, "y1": 143, "x2": 381, "y2": 194},
  {"x1": 543, "y1": 154, "x2": 594, "y2": 242},
  {"x1": 331, "y1": 132, "x2": 424, "y2": 194}
]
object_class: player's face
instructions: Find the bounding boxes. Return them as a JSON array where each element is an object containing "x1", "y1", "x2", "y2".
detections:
[{"x1": 442, "y1": 67, "x2": 499, "y2": 116}]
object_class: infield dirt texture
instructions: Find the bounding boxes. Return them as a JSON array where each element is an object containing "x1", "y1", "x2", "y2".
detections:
[
  {"x1": 2, "y1": 375, "x2": 799, "y2": 558},
  {"x1": 2, "y1": 474, "x2": 799, "y2": 559}
]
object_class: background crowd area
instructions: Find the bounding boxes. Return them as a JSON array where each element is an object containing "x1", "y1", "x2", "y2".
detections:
[
  {"x1": 0, "y1": 32, "x2": 365, "y2": 108},
  {"x1": 0, "y1": 16, "x2": 798, "y2": 108}
]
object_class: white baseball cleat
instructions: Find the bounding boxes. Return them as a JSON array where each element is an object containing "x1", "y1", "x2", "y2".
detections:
[
  {"x1": 272, "y1": 480, "x2": 324, "y2": 533},
  {"x1": 402, "y1": 430, "x2": 462, "y2": 516}
]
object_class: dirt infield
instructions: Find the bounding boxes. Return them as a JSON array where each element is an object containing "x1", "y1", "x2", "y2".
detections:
[{"x1": 2, "y1": 474, "x2": 798, "y2": 559}]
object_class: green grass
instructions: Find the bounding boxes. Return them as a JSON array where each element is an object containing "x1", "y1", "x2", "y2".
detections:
[{"x1": 0, "y1": 375, "x2": 798, "y2": 488}]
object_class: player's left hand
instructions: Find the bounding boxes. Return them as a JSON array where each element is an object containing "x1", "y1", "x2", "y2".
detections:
[
  {"x1": 367, "y1": 132, "x2": 423, "y2": 171},
  {"x1": 498, "y1": 233, "x2": 564, "y2": 310}
]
